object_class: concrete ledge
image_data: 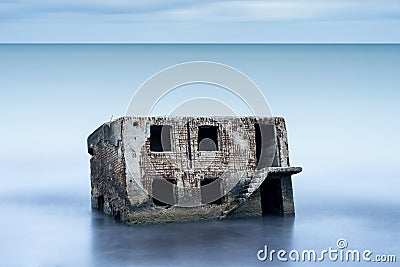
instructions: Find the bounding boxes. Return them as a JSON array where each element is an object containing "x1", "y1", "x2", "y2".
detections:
[{"x1": 268, "y1": 166, "x2": 302, "y2": 175}]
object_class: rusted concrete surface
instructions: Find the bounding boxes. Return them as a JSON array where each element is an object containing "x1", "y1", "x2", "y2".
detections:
[{"x1": 87, "y1": 116, "x2": 301, "y2": 224}]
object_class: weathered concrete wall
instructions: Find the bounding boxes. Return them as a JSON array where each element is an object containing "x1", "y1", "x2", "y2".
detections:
[
  {"x1": 134, "y1": 117, "x2": 256, "y2": 206},
  {"x1": 228, "y1": 191, "x2": 263, "y2": 219},
  {"x1": 89, "y1": 139, "x2": 128, "y2": 221}
]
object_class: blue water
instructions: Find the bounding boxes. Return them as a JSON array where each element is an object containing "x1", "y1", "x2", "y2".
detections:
[
  {"x1": 0, "y1": 44, "x2": 399, "y2": 266},
  {"x1": 1, "y1": 188, "x2": 398, "y2": 266}
]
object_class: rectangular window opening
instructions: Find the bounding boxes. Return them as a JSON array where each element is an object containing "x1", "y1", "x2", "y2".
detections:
[
  {"x1": 150, "y1": 125, "x2": 172, "y2": 152},
  {"x1": 260, "y1": 179, "x2": 283, "y2": 215},
  {"x1": 198, "y1": 125, "x2": 219, "y2": 151},
  {"x1": 254, "y1": 123, "x2": 278, "y2": 169},
  {"x1": 96, "y1": 195, "x2": 104, "y2": 211}
]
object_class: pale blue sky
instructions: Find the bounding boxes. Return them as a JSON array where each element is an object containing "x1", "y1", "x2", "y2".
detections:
[{"x1": 0, "y1": 0, "x2": 399, "y2": 42}]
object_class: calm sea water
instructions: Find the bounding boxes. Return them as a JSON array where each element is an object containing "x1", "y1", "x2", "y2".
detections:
[
  {"x1": 0, "y1": 188, "x2": 398, "y2": 266},
  {"x1": 0, "y1": 44, "x2": 399, "y2": 266}
]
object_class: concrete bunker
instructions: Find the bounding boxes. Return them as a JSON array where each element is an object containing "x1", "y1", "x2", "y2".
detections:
[{"x1": 87, "y1": 116, "x2": 301, "y2": 224}]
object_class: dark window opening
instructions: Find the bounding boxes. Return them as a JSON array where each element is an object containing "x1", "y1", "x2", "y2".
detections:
[
  {"x1": 198, "y1": 125, "x2": 219, "y2": 151},
  {"x1": 152, "y1": 178, "x2": 177, "y2": 206},
  {"x1": 255, "y1": 123, "x2": 261, "y2": 166},
  {"x1": 88, "y1": 145, "x2": 94, "y2": 156},
  {"x1": 96, "y1": 195, "x2": 104, "y2": 211},
  {"x1": 260, "y1": 179, "x2": 282, "y2": 215},
  {"x1": 201, "y1": 178, "x2": 224, "y2": 205},
  {"x1": 150, "y1": 125, "x2": 172, "y2": 152},
  {"x1": 255, "y1": 123, "x2": 278, "y2": 169},
  {"x1": 186, "y1": 122, "x2": 192, "y2": 161},
  {"x1": 114, "y1": 210, "x2": 121, "y2": 222}
]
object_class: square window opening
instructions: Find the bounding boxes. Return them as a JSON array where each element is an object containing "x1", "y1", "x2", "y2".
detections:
[
  {"x1": 150, "y1": 125, "x2": 172, "y2": 152},
  {"x1": 198, "y1": 125, "x2": 219, "y2": 151}
]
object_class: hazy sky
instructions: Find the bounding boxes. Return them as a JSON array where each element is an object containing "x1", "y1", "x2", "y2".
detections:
[{"x1": 1, "y1": 0, "x2": 399, "y2": 42}]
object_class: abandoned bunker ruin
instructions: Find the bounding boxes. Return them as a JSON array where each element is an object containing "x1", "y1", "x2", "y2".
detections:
[{"x1": 87, "y1": 116, "x2": 302, "y2": 224}]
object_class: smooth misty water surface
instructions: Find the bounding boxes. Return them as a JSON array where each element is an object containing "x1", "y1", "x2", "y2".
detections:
[{"x1": 0, "y1": 190, "x2": 398, "y2": 267}]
